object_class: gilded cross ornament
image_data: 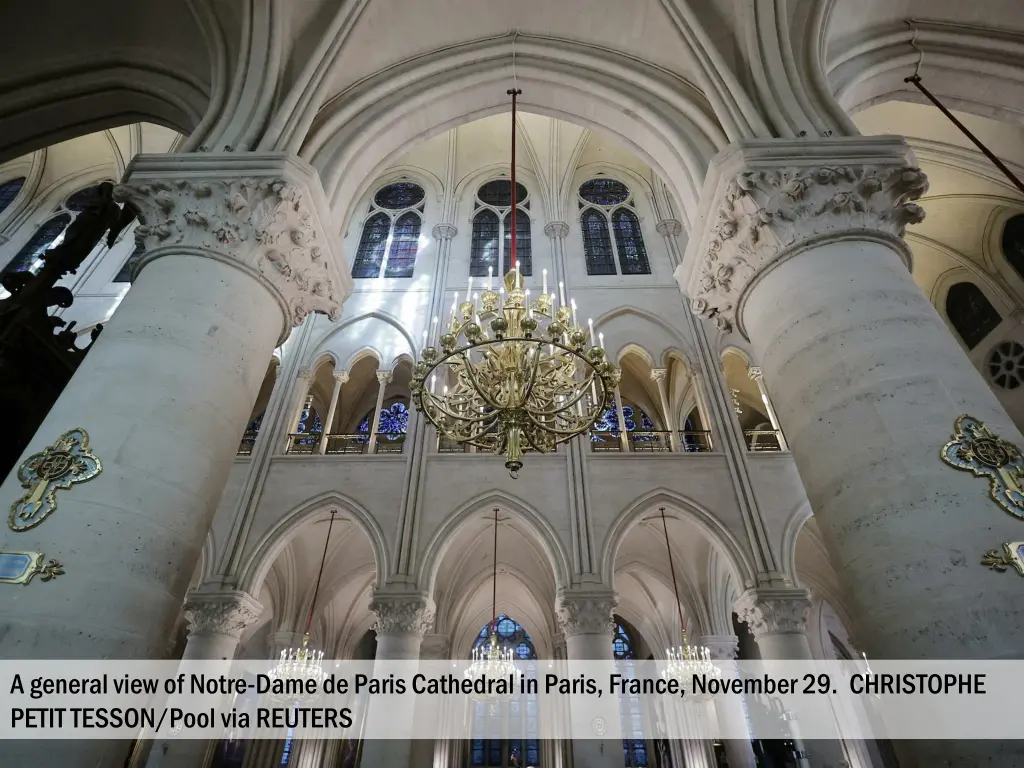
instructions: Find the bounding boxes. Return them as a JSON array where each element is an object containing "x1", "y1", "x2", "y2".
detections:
[
  {"x1": 9, "y1": 428, "x2": 101, "y2": 532},
  {"x1": 940, "y1": 415, "x2": 1024, "y2": 520},
  {"x1": 980, "y1": 542, "x2": 1024, "y2": 576},
  {"x1": 0, "y1": 551, "x2": 65, "y2": 585}
]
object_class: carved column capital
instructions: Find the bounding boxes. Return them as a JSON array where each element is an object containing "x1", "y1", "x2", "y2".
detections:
[
  {"x1": 182, "y1": 590, "x2": 263, "y2": 639},
  {"x1": 332, "y1": 370, "x2": 350, "y2": 384},
  {"x1": 650, "y1": 367, "x2": 668, "y2": 383},
  {"x1": 432, "y1": 222, "x2": 458, "y2": 240},
  {"x1": 114, "y1": 153, "x2": 352, "y2": 343},
  {"x1": 544, "y1": 221, "x2": 570, "y2": 239},
  {"x1": 370, "y1": 595, "x2": 435, "y2": 637},
  {"x1": 747, "y1": 365, "x2": 764, "y2": 382},
  {"x1": 656, "y1": 218, "x2": 683, "y2": 237},
  {"x1": 734, "y1": 588, "x2": 811, "y2": 638},
  {"x1": 700, "y1": 634, "x2": 740, "y2": 661},
  {"x1": 296, "y1": 366, "x2": 314, "y2": 382},
  {"x1": 375, "y1": 369, "x2": 393, "y2": 385},
  {"x1": 679, "y1": 137, "x2": 928, "y2": 337},
  {"x1": 556, "y1": 590, "x2": 617, "y2": 637}
]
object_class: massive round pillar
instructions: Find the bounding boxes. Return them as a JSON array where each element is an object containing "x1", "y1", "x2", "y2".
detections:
[
  {"x1": 0, "y1": 154, "x2": 348, "y2": 767},
  {"x1": 680, "y1": 137, "x2": 1024, "y2": 764}
]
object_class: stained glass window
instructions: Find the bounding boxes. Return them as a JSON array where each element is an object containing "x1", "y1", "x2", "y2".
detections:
[
  {"x1": 582, "y1": 209, "x2": 616, "y2": 275},
  {"x1": 591, "y1": 400, "x2": 654, "y2": 441},
  {"x1": 114, "y1": 243, "x2": 146, "y2": 283},
  {"x1": 352, "y1": 183, "x2": 425, "y2": 279},
  {"x1": 374, "y1": 182, "x2": 425, "y2": 209},
  {"x1": 477, "y1": 180, "x2": 528, "y2": 208},
  {"x1": 358, "y1": 401, "x2": 409, "y2": 440},
  {"x1": 579, "y1": 179, "x2": 650, "y2": 277},
  {"x1": 2, "y1": 214, "x2": 71, "y2": 276},
  {"x1": 384, "y1": 212, "x2": 421, "y2": 278},
  {"x1": 248, "y1": 415, "x2": 263, "y2": 434},
  {"x1": 580, "y1": 178, "x2": 630, "y2": 206},
  {"x1": 612, "y1": 210, "x2": 650, "y2": 275},
  {"x1": 612, "y1": 621, "x2": 648, "y2": 767},
  {"x1": 470, "y1": 615, "x2": 539, "y2": 767},
  {"x1": 66, "y1": 183, "x2": 108, "y2": 213},
  {"x1": 0, "y1": 177, "x2": 25, "y2": 216},
  {"x1": 470, "y1": 181, "x2": 531, "y2": 278},
  {"x1": 352, "y1": 211, "x2": 391, "y2": 278},
  {"x1": 503, "y1": 210, "x2": 532, "y2": 276},
  {"x1": 945, "y1": 282, "x2": 1000, "y2": 349},
  {"x1": 1002, "y1": 214, "x2": 1024, "y2": 281},
  {"x1": 471, "y1": 209, "x2": 500, "y2": 277}
]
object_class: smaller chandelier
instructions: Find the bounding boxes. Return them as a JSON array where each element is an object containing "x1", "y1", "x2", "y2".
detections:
[
  {"x1": 268, "y1": 633, "x2": 326, "y2": 705},
  {"x1": 465, "y1": 509, "x2": 517, "y2": 706},
  {"x1": 465, "y1": 631, "x2": 517, "y2": 705},
  {"x1": 267, "y1": 511, "x2": 336, "y2": 704},
  {"x1": 656, "y1": 507, "x2": 721, "y2": 702},
  {"x1": 663, "y1": 634, "x2": 721, "y2": 702}
]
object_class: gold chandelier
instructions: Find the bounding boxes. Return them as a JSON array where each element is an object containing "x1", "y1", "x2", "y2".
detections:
[{"x1": 411, "y1": 89, "x2": 620, "y2": 478}]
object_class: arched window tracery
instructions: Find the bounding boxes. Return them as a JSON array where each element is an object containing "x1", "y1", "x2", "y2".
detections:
[
  {"x1": 351, "y1": 182, "x2": 425, "y2": 279},
  {"x1": 470, "y1": 180, "x2": 532, "y2": 277},
  {"x1": 1, "y1": 181, "x2": 114, "y2": 281},
  {"x1": 1001, "y1": 213, "x2": 1024, "y2": 282},
  {"x1": 469, "y1": 615, "x2": 540, "y2": 767},
  {"x1": 945, "y1": 282, "x2": 1001, "y2": 349},
  {"x1": 579, "y1": 178, "x2": 650, "y2": 276},
  {"x1": 0, "y1": 177, "x2": 25, "y2": 217},
  {"x1": 612, "y1": 621, "x2": 648, "y2": 767}
]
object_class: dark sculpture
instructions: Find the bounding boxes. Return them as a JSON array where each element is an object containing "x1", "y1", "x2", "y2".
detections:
[{"x1": 0, "y1": 181, "x2": 136, "y2": 479}]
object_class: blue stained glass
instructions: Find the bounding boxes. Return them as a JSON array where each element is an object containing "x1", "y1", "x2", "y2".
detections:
[
  {"x1": 526, "y1": 740, "x2": 540, "y2": 765},
  {"x1": 0, "y1": 177, "x2": 25, "y2": 216},
  {"x1": 297, "y1": 409, "x2": 322, "y2": 445},
  {"x1": 612, "y1": 624, "x2": 634, "y2": 659},
  {"x1": 590, "y1": 400, "x2": 654, "y2": 441},
  {"x1": 3, "y1": 214, "x2": 71, "y2": 275},
  {"x1": 488, "y1": 739, "x2": 501, "y2": 765},
  {"x1": 66, "y1": 184, "x2": 107, "y2": 213},
  {"x1": 114, "y1": 244, "x2": 145, "y2": 283},
  {"x1": 248, "y1": 415, "x2": 263, "y2": 434},
  {"x1": 472, "y1": 740, "x2": 485, "y2": 765},
  {"x1": 497, "y1": 617, "x2": 516, "y2": 638},
  {"x1": 358, "y1": 401, "x2": 409, "y2": 439}
]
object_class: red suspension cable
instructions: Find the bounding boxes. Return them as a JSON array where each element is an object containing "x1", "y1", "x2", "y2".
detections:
[{"x1": 507, "y1": 88, "x2": 522, "y2": 274}]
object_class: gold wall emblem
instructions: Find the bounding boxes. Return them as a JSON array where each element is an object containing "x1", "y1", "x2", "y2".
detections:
[
  {"x1": 941, "y1": 415, "x2": 1024, "y2": 520},
  {"x1": 0, "y1": 551, "x2": 65, "y2": 585},
  {"x1": 9, "y1": 428, "x2": 101, "y2": 532},
  {"x1": 981, "y1": 542, "x2": 1024, "y2": 576}
]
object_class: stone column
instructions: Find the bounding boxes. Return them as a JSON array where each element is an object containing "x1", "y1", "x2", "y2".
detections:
[
  {"x1": 679, "y1": 135, "x2": 1024, "y2": 752},
  {"x1": 146, "y1": 590, "x2": 263, "y2": 768},
  {"x1": 359, "y1": 594, "x2": 434, "y2": 768},
  {"x1": 556, "y1": 590, "x2": 621, "y2": 768},
  {"x1": 736, "y1": 589, "x2": 847, "y2": 768},
  {"x1": 702, "y1": 635, "x2": 757, "y2": 768},
  {"x1": 680, "y1": 136, "x2": 1024, "y2": 665},
  {"x1": 650, "y1": 368, "x2": 680, "y2": 452},
  {"x1": 367, "y1": 369, "x2": 393, "y2": 454},
  {"x1": 746, "y1": 366, "x2": 788, "y2": 451},
  {"x1": 318, "y1": 370, "x2": 348, "y2": 454},
  {"x1": 655, "y1": 218, "x2": 684, "y2": 270},
  {"x1": 0, "y1": 153, "x2": 348, "y2": 768},
  {"x1": 613, "y1": 386, "x2": 630, "y2": 452}
]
